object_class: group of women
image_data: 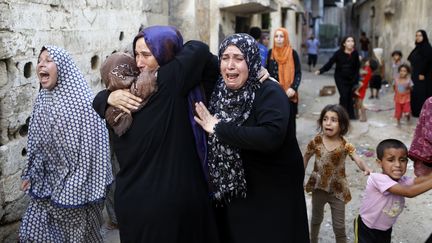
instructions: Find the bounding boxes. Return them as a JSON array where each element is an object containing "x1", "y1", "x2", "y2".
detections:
[
  {"x1": 19, "y1": 22, "x2": 432, "y2": 242},
  {"x1": 20, "y1": 25, "x2": 309, "y2": 243}
]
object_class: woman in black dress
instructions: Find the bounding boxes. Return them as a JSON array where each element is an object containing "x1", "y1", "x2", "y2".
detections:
[
  {"x1": 194, "y1": 33, "x2": 309, "y2": 243},
  {"x1": 266, "y1": 27, "x2": 302, "y2": 129},
  {"x1": 93, "y1": 25, "x2": 218, "y2": 243},
  {"x1": 407, "y1": 29, "x2": 432, "y2": 117},
  {"x1": 315, "y1": 35, "x2": 360, "y2": 119}
]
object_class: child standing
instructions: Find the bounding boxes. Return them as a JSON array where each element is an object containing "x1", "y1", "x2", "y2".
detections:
[
  {"x1": 304, "y1": 104, "x2": 372, "y2": 243},
  {"x1": 369, "y1": 48, "x2": 384, "y2": 99},
  {"x1": 391, "y1": 50, "x2": 403, "y2": 85},
  {"x1": 355, "y1": 58, "x2": 378, "y2": 122},
  {"x1": 354, "y1": 139, "x2": 432, "y2": 243},
  {"x1": 393, "y1": 64, "x2": 413, "y2": 126}
]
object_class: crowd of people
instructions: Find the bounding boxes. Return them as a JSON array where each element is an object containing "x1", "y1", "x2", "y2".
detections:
[{"x1": 17, "y1": 24, "x2": 432, "y2": 243}]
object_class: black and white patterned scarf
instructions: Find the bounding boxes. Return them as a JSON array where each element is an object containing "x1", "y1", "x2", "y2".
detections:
[
  {"x1": 23, "y1": 46, "x2": 112, "y2": 207},
  {"x1": 208, "y1": 33, "x2": 261, "y2": 203}
]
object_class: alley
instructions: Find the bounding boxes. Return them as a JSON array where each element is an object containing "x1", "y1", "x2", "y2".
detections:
[
  {"x1": 100, "y1": 66, "x2": 432, "y2": 243},
  {"x1": 299, "y1": 68, "x2": 432, "y2": 243}
]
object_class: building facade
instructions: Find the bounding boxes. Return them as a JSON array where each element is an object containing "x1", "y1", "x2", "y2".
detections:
[{"x1": 0, "y1": 0, "x2": 306, "y2": 241}]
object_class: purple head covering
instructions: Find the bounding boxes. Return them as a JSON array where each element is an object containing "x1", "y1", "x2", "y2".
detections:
[
  {"x1": 133, "y1": 25, "x2": 209, "y2": 181},
  {"x1": 133, "y1": 25, "x2": 183, "y2": 66}
]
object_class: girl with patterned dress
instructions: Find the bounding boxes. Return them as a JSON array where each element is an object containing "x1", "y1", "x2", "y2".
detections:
[
  {"x1": 19, "y1": 46, "x2": 113, "y2": 242},
  {"x1": 303, "y1": 104, "x2": 372, "y2": 243}
]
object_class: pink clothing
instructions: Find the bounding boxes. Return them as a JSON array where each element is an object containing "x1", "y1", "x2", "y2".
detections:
[
  {"x1": 393, "y1": 77, "x2": 413, "y2": 104},
  {"x1": 359, "y1": 173, "x2": 414, "y2": 231}
]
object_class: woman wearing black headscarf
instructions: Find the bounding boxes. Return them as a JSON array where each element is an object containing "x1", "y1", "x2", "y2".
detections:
[
  {"x1": 194, "y1": 33, "x2": 309, "y2": 243},
  {"x1": 408, "y1": 29, "x2": 432, "y2": 117}
]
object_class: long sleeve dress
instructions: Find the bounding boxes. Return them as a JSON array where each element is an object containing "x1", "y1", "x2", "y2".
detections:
[
  {"x1": 267, "y1": 49, "x2": 302, "y2": 117},
  {"x1": 407, "y1": 45, "x2": 432, "y2": 117},
  {"x1": 319, "y1": 49, "x2": 360, "y2": 119},
  {"x1": 93, "y1": 41, "x2": 219, "y2": 243},
  {"x1": 214, "y1": 80, "x2": 310, "y2": 243}
]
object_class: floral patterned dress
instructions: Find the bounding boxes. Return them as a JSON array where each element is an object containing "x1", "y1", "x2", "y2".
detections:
[{"x1": 305, "y1": 134, "x2": 356, "y2": 203}]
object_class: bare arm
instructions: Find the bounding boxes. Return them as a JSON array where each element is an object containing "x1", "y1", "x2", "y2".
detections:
[
  {"x1": 350, "y1": 153, "x2": 372, "y2": 175},
  {"x1": 388, "y1": 173, "x2": 432, "y2": 198},
  {"x1": 303, "y1": 153, "x2": 313, "y2": 171}
]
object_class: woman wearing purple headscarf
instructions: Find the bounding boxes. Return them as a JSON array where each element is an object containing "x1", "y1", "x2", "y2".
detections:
[{"x1": 93, "y1": 26, "x2": 219, "y2": 242}]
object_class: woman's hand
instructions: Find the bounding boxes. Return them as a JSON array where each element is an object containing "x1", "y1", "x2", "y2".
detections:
[
  {"x1": 419, "y1": 74, "x2": 425, "y2": 80},
  {"x1": 21, "y1": 180, "x2": 30, "y2": 191},
  {"x1": 108, "y1": 89, "x2": 142, "y2": 114},
  {"x1": 258, "y1": 66, "x2": 270, "y2": 83},
  {"x1": 194, "y1": 102, "x2": 219, "y2": 134},
  {"x1": 286, "y1": 88, "x2": 296, "y2": 98}
]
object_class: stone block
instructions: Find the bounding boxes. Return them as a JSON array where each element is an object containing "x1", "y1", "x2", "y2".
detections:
[
  {"x1": 0, "y1": 221, "x2": 19, "y2": 243},
  {"x1": 2, "y1": 195, "x2": 29, "y2": 224},
  {"x1": 1, "y1": 172, "x2": 25, "y2": 203},
  {"x1": 0, "y1": 61, "x2": 8, "y2": 88},
  {"x1": 1, "y1": 140, "x2": 27, "y2": 177}
]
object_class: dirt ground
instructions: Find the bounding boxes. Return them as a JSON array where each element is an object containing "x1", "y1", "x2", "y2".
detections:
[
  {"x1": 102, "y1": 67, "x2": 432, "y2": 243},
  {"x1": 297, "y1": 70, "x2": 432, "y2": 243}
]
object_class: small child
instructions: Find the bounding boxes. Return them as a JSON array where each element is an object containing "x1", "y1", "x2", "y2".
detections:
[
  {"x1": 101, "y1": 52, "x2": 158, "y2": 136},
  {"x1": 354, "y1": 139, "x2": 432, "y2": 243},
  {"x1": 393, "y1": 64, "x2": 413, "y2": 126},
  {"x1": 391, "y1": 50, "x2": 403, "y2": 85},
  {"x1": 355, "y1": 58, "x2": 378, "y2": 122},
  {"x1": 369, "y1": 48, "x2": 384, "y2": 99},
  {"x1": 303, "y1": 104, "x2": 372, "y2": 243}
]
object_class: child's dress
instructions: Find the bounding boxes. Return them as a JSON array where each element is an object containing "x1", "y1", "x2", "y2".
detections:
[
  {"x1": 369, "y1": 73, "x2": 382, "y2": 91},
  {"x1": 394, "y1": 78, "x2": 413, "y2": 119},
  {"x1": 304, "y1": 134, "x2": 356, "y2": 203},
  {"x1": 357, "y1": 65, "x2": 372, "y2": 99}
]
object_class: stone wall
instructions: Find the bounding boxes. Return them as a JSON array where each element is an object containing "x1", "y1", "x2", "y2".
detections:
[{"x1": 0, "y1": 0, "x2": 209, "y2": 241}]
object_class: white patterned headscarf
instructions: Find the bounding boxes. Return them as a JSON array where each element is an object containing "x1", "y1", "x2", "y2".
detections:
[
  {"x1": 23, "y1": 46, "x2": 112, "y2": 207},
  {"x1": 208, "y1": 33, "x2": 261, "y2": 203}
]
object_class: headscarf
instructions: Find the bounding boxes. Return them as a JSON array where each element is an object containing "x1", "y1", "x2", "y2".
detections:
[
  {"x1": 133, "y1": 25, "x2": 209, "y2": 180},
  {"x1": 100, "y1": 52, "x2": 157, "y2": 136},
  {"x1": 271, "y1": 28, "x2": 295, "y2": 92},
  {"x1": 133, "y1": 25, "x2": 183, "y2": 66},
  {"x1": 409, "y1": 97, "x2": 432, "y2": 165},
  {"x1": 408, "y1": 29, "x2": 432, "y2": 62},
  {"x1": 208, "y1": 33, "x2": 261, "y2": 203},
  {"x1": 23, "y1": 46, "x2": 112, "y2": 207}
]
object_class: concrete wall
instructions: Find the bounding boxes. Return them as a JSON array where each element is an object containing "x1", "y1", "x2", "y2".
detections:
[
  {"x1": 0, "y1": 0, "x2": 210, "y2": 241},
  {"x1": 352, "y1": 0, "x2": 432, "y2": 80}
]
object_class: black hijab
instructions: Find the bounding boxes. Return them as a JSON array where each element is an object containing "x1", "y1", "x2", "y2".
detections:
[{"x1": 408, "y1": 29, "x2": 432, "y2": 62}]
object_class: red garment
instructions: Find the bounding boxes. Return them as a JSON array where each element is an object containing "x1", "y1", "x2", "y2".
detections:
[
  {"x1": 357, "y1": 66, "x2": 372, "y2": 99},
  {"x1": 394, "y1": 78, "x2": 412, "y2": 104},
  {"x1": 409, "y1": 97, "x2": 432, "y2": 175},
  {"x1": 394, "y1": 101, "x2": 410, "y2": 119}
]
